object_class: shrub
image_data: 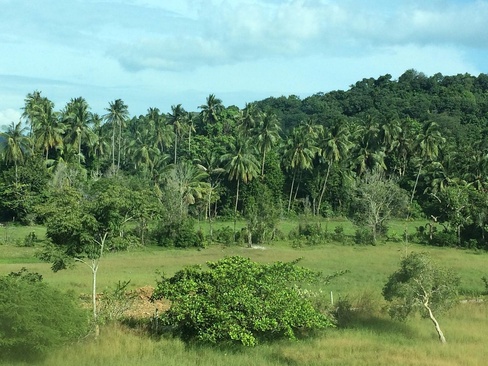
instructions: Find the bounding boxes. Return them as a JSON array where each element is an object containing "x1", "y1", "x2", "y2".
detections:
[
  {"x1": 288, "y1": 223, "x2": 328, "y2": 246},
  {"x1": 354, "y1": 227, "x2": 375, "y2": 245},
  {"x1": 213, "y1": 225, "x2": 235, "y2": 244},
  {"x1": 152, "y1": 218, "x2": 204, "y2": 248},
  {"x1": 0, "y1": 268, "x2": 89, "y2": 362},
  {"x1": 152, "y1": 256, "x2": 340, "y2": 346},
  {"x1": 428, "y1": 231, "x2": 458, "y2": 247}
]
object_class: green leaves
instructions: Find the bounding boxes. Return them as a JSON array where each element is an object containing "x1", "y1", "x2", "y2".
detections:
[
  {"x1": 0, "y1": 269, "x2": 89, "y2": 361},
  {"x1": 382, "y1": 252, "x2": 460, "y2": 321},
  {"x1": 152, "y1": 256, "x2": 338, "y2": 346}
]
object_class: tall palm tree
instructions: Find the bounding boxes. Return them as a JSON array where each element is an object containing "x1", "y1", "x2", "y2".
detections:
[
  {"x1": 316, "y1": 123, "x2": 350, "y2": 214},
  {"x1": 146, "y1": 107, "x2": 172, "y2": 153},
  {"x1": 63, "y1": 97, "x2": 94, "y2": 164},
  {"x1": 169, "y1": 161, "x2": 210, "y2": 217},
  {"x1": 22, "y1": 90, "x2": 43, "y2": 139},
  {"x1": 239, "y1": 102, "x2": 260, "y2": 137},
  {"x1": 0, "y1": 121, "x2": 30, "y2": 182},
  {"x1": 410, "y1": 121, "x2": 446, "y2": 205},
  {"x1": 167, "y1": 104, "x2": 185, "y2": 164},
  {"x1": 221, "y1": 135, "x2": 260, "y2": 216},
  {"x1": 32, "y1": 99, "x2": 64, "y2": 160},
  {"x1": 255, "y1": 112, "x2": 281, "y2": 177},
  {"x1": 196, "y1": 150, "x2": 226, "y2": 223},
  {"x1": 90, "y1": 114, "x2": 110, "y2": 177},
  {"x1": 199, "y1": 94, "x2": 223, "y2": 125},
  {"x1": 282, "y1": 125, "x2": 318, "y2": 212},
  {"x1": 104, "y1": 99, "x2": 129, "y2": 171}
]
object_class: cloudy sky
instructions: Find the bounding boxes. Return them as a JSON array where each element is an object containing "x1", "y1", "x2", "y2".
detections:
[{"x1": 1, "y1": 0, "x2": 487, "y2": 126}]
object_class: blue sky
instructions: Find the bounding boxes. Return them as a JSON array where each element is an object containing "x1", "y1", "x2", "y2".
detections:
[{"x1": 1, "y1": 0, "x2": 487, "y2": 126}]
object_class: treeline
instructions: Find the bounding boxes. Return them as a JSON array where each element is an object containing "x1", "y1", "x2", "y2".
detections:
[{"x1": 2, "y1": 69, "x2": 488, "y2": 249}]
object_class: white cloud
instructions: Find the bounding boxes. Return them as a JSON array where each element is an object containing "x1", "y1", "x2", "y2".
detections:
[{"x1": 0, "y1": 109, "x2": 21, "y2": 129}]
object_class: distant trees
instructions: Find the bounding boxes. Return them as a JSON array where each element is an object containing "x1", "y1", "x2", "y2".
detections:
[{"x1": 2, "y1": 70, "x2": 488, "y2": 248}]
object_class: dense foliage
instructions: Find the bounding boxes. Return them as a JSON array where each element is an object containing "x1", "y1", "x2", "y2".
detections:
[
  {"x1": 0, "y1": 268, "x2": 89, "y2": 361},
  {"x1": 2, "y1": 70, "x2": 488, "y2": 248},
  {"x1": 152, "y1": 256, "x2": 338, "y2": 346}
]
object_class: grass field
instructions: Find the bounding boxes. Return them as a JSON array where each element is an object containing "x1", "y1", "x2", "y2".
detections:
[{"x1": 1, "y1": 218, "x2": 487, "y2": 365}]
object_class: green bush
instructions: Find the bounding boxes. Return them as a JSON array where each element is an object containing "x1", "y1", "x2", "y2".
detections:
[
  {"x1": 213, "y1": 225, "x2": 235, "y2": 244},
  {"x1": 152, "y1": 256, "x2": 338, "y2": 346},
  {"x1": 288, "y1": 223, "x2": 328, "y2": 246},
  {"x1": 0, "y1": 268, "x2": 89, "y2": 362},
  {"x1": 152, "y1": 218, "x2": 204, "y2": 248},
  {"x1": 354, "y1": 227, "x2": 375, "y2": 245}
]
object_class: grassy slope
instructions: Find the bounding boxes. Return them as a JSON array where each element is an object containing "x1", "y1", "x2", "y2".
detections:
[{"x1": 1, "y1": 219, "x2": 487, "y2": 365}]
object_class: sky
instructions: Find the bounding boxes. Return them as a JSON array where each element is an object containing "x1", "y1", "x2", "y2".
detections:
[{"x1": 1, "y1": 0, "x2": 487, "y2": 127}]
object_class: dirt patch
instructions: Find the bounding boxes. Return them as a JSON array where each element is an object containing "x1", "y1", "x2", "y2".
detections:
[{"x1": 124, "y1": 286, "x2": 170, "y2": 318}]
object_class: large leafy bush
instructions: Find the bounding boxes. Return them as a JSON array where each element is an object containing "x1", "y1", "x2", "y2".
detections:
[
  {"x1": 0, "y1": 269, "x2": 89, "y2": 361},
  {"x1": 152, "y1": 256, "x2": 339, "y2": 346}
]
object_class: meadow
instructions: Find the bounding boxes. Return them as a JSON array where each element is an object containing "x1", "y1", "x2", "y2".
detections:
[{"x1": 1, "y1": 219, "x2": 487, "y2": 365}]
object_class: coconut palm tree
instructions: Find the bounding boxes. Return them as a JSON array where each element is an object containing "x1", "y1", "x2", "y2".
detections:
[
  {"x1": 32, "y1": 99, "x2": 64, "y2": 160},
  {"x1": 221, "y1": 135, "x2": 260, "y2": 216},
  {"x1": 168, "y1": 161, "x2": 210, "y2": 217},
  {"x1": 255, "y1": 111, "x2": 281, "y2": 177},
  {"x1": 167, "y1": 104, "x2": 185, "y2": 164},
  {"x1": 199, "y1": 94, "x2": 223, "y2": 125},
  {"x1": 410, "y1": 121, "x2": 446, "y2": 205},
  {"x1": 104, "y1": 99, "x2": 129, "y2": 171},
  {"x1": 282, "y1": 124, "x2": 318, "y2": 212},
  {"x1": 316, "y1": 123, "x2": 350, "y2": 215},
  {"x1": 62, "y1": 97, "x2": 94, "y2": 164},
  {"x1": 0, "y1": 121, "x2": 30, "y2": 182}
]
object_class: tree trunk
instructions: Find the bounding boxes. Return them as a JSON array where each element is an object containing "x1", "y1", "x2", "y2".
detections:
[
  {"x1": 424, "y1": 301, "x2": 447, "y2": 344},
  {"x1": 288, "y1": 170, "x2": 296, "y2": 212},
  {"x1": 410, "y1": 163, "x2": 423, "y2": 206},
  {"x1": 317, "y1": 161, "x2": 332, "y2": 217},
  {"x1": 261, "y1": 150, "x2": 266, "y2": 177}
]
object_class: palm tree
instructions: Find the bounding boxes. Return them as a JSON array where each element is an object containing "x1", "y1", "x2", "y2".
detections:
[
  {"x1": 196, "y1": 150, "x2": 226, "y2": 224},
  {"x1": 316, "y1": 123, "x2": 350, "y2": 214},
  {"x1": 255, "y1": 111, "x2": 281, "y2": 177},
  {"x1": 63, "y1": 97, "x2": 94, "y2": 164},
  {"x1": 221, "y1": 135, "x2": 260, "y2": 216},
  {"x1": 146, "y1": 107, "x2": 171, "y2": 153},
  {"x1": 410, "y1": 121, "x2": 446, "y2": 205},
  {"x1": 199, "y1": 94, "x2": 223, "y2": 126},
  {"x1": 104, "y1": 99, "x2": 129, "y2": 171},
  {"x1": 0, "y1": 121, "x2": 30, "y2": 182},
  {"x1": 128, "y1": 127, "x2": 160, "y2": 178},
  {"x1": 282, "y1": 125, "x2": 318, "y2": 212},
  {"x1": 168, "y1": 161, "x2": 210, "y2": 217},
  {"x1": 167, "y1": 104, "x2": 185, "y2": 164},
  {"x1": 32, "y1": 99, "x2": 64, "y2": 160},
  {"x1": 90, "y1": 114, "x2": 110, "y2": 177},
  {"x1": 22, "y1": 90, "x2": 43, "y2": 139},
  {"x1": 239, "y1": 102, "x2": 260, "y2": 137}
]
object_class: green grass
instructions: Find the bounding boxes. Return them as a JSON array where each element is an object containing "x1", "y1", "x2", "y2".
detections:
[{"x1": 2, "y1": 218, "x2": 488, "y2": 365}]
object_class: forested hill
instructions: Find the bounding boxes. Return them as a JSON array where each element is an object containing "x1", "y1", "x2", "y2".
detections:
[
  {"x1": 256, "y1": 70, "x2": 488, "y2": 135},
  {"x1": 2, "y1": 69, "x2": 488, "y2": 250}
]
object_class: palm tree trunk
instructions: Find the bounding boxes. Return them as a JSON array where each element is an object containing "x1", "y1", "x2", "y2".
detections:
[
  {"x1": 288, "y1": 170, "x2": 296, "y2": 212},
  {"x1": 410, "y1": 163, "x2": 423, "y2": 206},
  {"x1": 234, "y1": 179, "x2": 240, "y2": 238},
  {"x1": 174, "y1": 135, "x2": 178, "y2": 164},
  {"x1": 317, "y1": 161, "x2": 332, "y2": 216},
  {"x1": 117, "y1": 122, "x2": 122, "y2": 170},
  {"x1": 261, "y1": 150, "x2": 266, "y2": 177},
  {"x1": 112, "y1": 124, "x2": 116, "y2": 167}
]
